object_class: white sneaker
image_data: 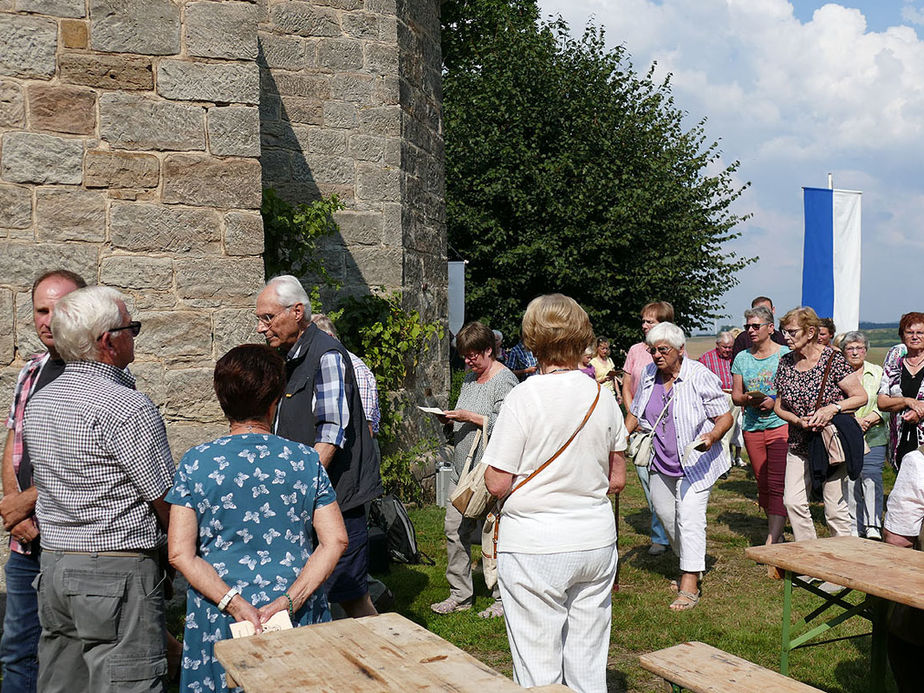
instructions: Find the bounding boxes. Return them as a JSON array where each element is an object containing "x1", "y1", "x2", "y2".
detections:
[{"x1": 866, "y1": 527, "x2": 882, "y2": 541}]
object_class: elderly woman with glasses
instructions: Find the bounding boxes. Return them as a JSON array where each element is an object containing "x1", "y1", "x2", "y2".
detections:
[
  {"x1": 731, "y1": 306, "x2": 790, "y2": 546},
  {"x1": 431, "y1": 321, "x2": 518, "y2": 619},
  {"x1": 878, "y1": 312, "x2": 924, "y2": 471},
  {"x1": 773, "y1": 307, "x2": 867, "y2": 542},
  {"x1": 841, "y1": 331, "x2": 888, "y2": 539},
  {"x1": 625, "y1": 322, "x2": 732, "y2": 611}
]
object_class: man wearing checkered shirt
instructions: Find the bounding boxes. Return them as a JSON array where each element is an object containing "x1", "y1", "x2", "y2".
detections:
[
  {"x1": 256, "y1": 276, "x2": 382, "y2": 619},
  {"x1": 22, "y1": 286, "x2": 174, "y2": 693}
]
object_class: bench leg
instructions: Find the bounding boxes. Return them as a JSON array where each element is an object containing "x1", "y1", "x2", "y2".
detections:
[
  {"x1": 868, "y1": 596, "x2": 888, "y2": 693},
  {"x1": 781, "y1": 569, "x2": 792, "y2": 676}
]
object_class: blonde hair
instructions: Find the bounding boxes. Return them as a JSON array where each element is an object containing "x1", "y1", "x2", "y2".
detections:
[
  {"x1": 780, "y1": 306, "x2": 820, "y2": 338},
  {"x1": 522, "y1": 294, "x2": 594, "y2": 367}
]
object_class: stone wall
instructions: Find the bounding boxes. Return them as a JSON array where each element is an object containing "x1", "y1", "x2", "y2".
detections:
[
  {"x1": 0, "y1": 0, "x2": 266, "y2": 455},
  {"x1": 0, "y1": 0, "x2": 448, "y2": 462}
]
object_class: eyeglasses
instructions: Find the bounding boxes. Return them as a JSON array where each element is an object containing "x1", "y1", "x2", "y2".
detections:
[
  {"x1": 905, "y1": 331, "x2": 924, "y2": 338},
  {"x1": 647, "y1": 346, "x2": 673, "y2": 356},
  {"x1": 843, "y1": 345, "x2": 867, "y2": 353},
  {"x1": 744, "y1": 323, "x2": 771, "y2": 331},
  {"x1": 462, "y1": 351, "x2": 486, "y2": 362},
  {"x1": 256, "y1": 306, "x2": 292, "y2": 326},
  {"x1": 99, "y1": 321, "x2": 141, "y2": 340},
  {"x1": 781, "y1": 328, "x2": 802, "y2": 338}
]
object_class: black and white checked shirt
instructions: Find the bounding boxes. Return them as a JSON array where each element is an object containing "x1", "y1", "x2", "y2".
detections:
[{"x1": 23, "y1": 361, "x2": 174, "y2": 552}]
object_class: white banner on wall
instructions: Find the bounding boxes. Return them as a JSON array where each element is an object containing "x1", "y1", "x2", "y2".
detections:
[{"x1": 448, "y1": 261, "x2": 466, "y2": 337}]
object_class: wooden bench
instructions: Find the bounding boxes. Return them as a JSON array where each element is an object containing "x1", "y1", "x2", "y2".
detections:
[{"x1": 639, "y1": 641, "x2": 823, "y2": 693}]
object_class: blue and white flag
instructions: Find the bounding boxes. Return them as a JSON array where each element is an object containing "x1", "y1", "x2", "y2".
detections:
[{"x1": 801, "y1": 187, "x2": 862, "y2": 332}]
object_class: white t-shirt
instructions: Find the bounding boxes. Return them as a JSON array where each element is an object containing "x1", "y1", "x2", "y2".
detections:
[
  {"x1": 884, "y1": 449, "x2": 924, "y2": 539},
  {"x1": 481, "y1": 371, "x2": 628, "y2": 554}
]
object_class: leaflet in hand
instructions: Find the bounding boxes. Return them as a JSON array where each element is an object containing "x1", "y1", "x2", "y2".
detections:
[
  {"x1": 228, "y1": 610, "x2": 293, "y2": 639},
  {"x1": 417, "y1": 406, "x2": 447, "y2": 416}
]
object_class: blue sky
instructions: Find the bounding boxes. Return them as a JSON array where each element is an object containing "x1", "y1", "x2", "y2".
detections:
[{"x1": 536, "y1": 0, "x2": 924, "y2": 325}]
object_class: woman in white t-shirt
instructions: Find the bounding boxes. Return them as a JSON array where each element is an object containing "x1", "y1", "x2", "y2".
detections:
[{"x1": 484, "y1": 294, "x2": 628, "y2": 693}]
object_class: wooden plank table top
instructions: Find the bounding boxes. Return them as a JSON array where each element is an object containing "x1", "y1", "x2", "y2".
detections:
[
  {"x1": 639, "y1": 641, "x2": 822, "y2": 692},
  {"x1": 214, "y1": 611, "x2": 571, "y2": 692},
  {"x1": 745, "y1": 536, "x2": 924, "y2": 609}
]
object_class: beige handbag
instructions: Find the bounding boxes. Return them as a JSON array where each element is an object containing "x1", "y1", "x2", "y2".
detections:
[{"x1": 449, "y1": 425, "x2": 493, "y2": 519}]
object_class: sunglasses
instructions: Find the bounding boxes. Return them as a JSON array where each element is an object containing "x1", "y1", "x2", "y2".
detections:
[
  {"x1": 102, "y1": 321, "x2": 142, "y2": 338},
  {"x1": 744, "y1": 323, "x2": 771, "y2": 331},
  {"x1": 647, "y1": 346, "x2": 673, "y2": 356}
]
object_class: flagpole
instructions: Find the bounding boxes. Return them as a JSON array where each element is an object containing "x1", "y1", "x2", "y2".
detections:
[{"x1": 827, "y1": 172, "x2": 833, "y2": 189}]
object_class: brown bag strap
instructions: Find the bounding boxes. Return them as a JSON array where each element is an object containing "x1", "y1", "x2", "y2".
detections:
[
  {"x1": 511, "y1": 383, "x2": 602, "y2": 494},
  {"x1": 814, "y1": 349, "x2": 836, "y2": 411}
]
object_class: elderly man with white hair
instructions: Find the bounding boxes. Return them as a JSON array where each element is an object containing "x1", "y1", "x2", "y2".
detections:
[
  {"x1": 256, "y1": 275, "x2": 382, "y2": 618},
  {"x1": 23, "y1": 286, "x2": 174, "y2": 693},
  {"x1": 626, "y1": 322, "x2": 732, "y2": 611}
]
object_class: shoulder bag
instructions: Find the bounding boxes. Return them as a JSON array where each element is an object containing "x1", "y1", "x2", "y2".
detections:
[
  {"x1": 482, "y1": 384, "x2": 602, "y2": 589},
  {"x1": 627, "y1": 387, "x2": 675, "y2": 468},
  {"x1": 449, "y1": 424, "x2": 493, "y2": 519}
]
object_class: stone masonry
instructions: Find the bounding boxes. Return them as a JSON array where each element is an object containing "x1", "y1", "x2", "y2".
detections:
[{"x1": 0, "y1": 0, "x2": 447, "y2": 459}]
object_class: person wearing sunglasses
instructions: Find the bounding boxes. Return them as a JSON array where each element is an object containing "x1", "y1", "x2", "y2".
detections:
[
  {"x1": 625, "y1": 322, "x2": 732, "y2": 611},
  {"x1": 731, "y1": 305, "x2": 790, "y2": 547}
]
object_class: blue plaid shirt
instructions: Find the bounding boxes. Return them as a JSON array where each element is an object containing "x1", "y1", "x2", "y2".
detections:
[
  {"x1": 313, "y1": 351, "x2": 351, "y2": 448},
  {"x1": 506, "y1": 342, "x2": 538, "y2": 380}
]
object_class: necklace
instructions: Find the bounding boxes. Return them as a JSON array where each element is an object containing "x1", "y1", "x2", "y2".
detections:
[
  {"x1": 546, "y1": 367, "x2": 573, "y2": 374},
  {"x1": 906, "y1": 352, "x2": 924, "y2": 367},
  {"x1": 229, "y1": 421, "x2": 271, "y2": 435}
]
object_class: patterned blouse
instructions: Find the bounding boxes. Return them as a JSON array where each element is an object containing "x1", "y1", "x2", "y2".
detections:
[{"x1": 774, "y1": 346, "x2": 852, "y2": 456}]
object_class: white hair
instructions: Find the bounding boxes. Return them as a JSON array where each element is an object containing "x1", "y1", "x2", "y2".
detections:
[
  {"x1": 716, "y1": 331, "x2": 734, "y2": 345},
  {"x1": 265, "y1": 275, "x2": 311, "y2": 310},
  {"x1": 51, "y1": 286, "x2": 125, "y2": 362},
  {"x1": 311, "y1": 313, "x2": 337, "y2": 338},
  {"x1": 646, "y1": 322, "x2": 686, "y2": 351}
]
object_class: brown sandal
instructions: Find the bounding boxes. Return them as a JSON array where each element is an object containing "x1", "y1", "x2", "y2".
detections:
[{"x1": 669, "y1": 590, "x2": 700, "y2": 611}]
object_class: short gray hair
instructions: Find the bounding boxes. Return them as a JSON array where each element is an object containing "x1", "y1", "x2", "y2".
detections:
[
  {"x1": 311, "y1": 313, "x2": 337, "y2": 338},
  {"x1": 646, "y1": 322, "x2": 686, "y2": 351},
  {"x1": 717, "y1": 331, "x2": 734, "y2": 345},
  {"x1": 265, "y1": 275, "x2": 311, "y2": 310},
  {"x1": 51, "y1": 286, "x2": 125, "y2": 362},
  {"x1": 842, "y1": 330, "x2": 869, "y2": 350},
  {"x1": 744, "y1": 305, "x2": 774, "y2": 324}
]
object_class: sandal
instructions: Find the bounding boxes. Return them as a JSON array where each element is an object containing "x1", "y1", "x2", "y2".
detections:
[
  {"x1": 430, "y1": 596, "x2": 472, "y2": 614},
  {"x1": 477, "y1": 601, "x2": 504, "y2": 619},
  {"x1": 669, "y1": 590, "x2": 700, "y2": 611}
]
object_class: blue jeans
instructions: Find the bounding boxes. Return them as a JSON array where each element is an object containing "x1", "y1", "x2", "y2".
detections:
[
  {"x1": 0, "y1": 549, "x2": 41, "y2": 693},
  {"x1": 848, "y1": 445, "x2": 885, "y2": 535},
  {"x1": 634, "y1": 464, "x2": 670, "y2": 546}
]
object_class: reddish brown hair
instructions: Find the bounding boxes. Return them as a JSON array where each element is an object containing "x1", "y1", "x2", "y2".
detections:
[
  {"x1": 214, "y1": 344, "x2": 286, "y2": 422},
  {"x1": 899, "y1": 312, "x2": 924, "y2": 339}
]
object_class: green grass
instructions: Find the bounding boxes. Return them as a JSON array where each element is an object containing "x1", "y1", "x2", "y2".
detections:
[{"x1": 379, "y1": 465, "x2": 900, "y2": 692}]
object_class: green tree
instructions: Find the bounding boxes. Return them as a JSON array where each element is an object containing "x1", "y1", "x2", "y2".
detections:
[{"x1": 442, "y1": 0, "x2": 753, "y2": 351}]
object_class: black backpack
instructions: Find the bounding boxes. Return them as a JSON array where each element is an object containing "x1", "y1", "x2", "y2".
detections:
[{"x1": 368, "y1": 495, "x2": 434, "y2": 566}]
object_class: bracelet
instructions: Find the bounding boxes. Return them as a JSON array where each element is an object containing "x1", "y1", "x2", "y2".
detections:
[
  {"x1": 217, "y1": 586, "x2": 240, "y2": 612},
  {"x1": 284, "y1": 592, "x2": 294, "y2": 618}
]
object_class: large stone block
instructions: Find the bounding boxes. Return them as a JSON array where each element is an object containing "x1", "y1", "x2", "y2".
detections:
[
  {"x1": 349, "y1": 134, "x2": 385, "y2": 163},
  {"x1": 268, "y1": 72, "x2": 329, "y2": 100},
  {"x1": 0, "y1": 15, "x2": 56, "y2": 79},
  {"x1": 365, "y1": 0, "x2": 396, "y2": 13},
  {"x1": 0, "y1": 290, "x2": 13, "y2": 366},
  {"x1": 35, "y1": 188, "x2": 106, "y2": 242},
  {"x1": 60, "y1": 19, "x2": 89, "y2": 49},
  {"x1": 0, "y1": 185, "x2": 32, "y2": 230},
  {"x1": 323, "y1": 101, "x2": 357, "y2": 129},
  {"x1": 130, "y1": 361, "x2": 165, "y2": 408},
  {"x1": 223, "y1": 211, "x2": 264, "y2": 256},
  {"x1": 1, "y1": 133, "x2": 83, "y2": 185},
  {"x1": 257, "y1": 34, "x2": 313, "y2": 71},
  {"x1": 365, "y1": 43, "x2": 398, "y2": 74},
  {"x1": 350, "y1": 246, "x2": 402, "y2": 287},
  {"x1": 157, "y1": 60, "x2": 259, "y2": 105},
  {"x1": 175, "y1": 257, "x2": 264, "y2": 307},
  {"x1": 212, "y1": 307, "x2": 261, "y2": 357},
  {"x1": 292, "y1": 154, "x2": 354, "y2": 185},
  {"x1": 89, "y1": 0, "x2": 181, "y2": 55},
  {"x1": 334, "y1": 209, "x2": 382, "y2": 246},
  {"x1": 163, "y1": 155, "x2": 261, "y2": 209},
  {"x1": 186, "y1": 2, "x2": 258, "y2": 60},
  {"x1": 166, "y1": 422, "x2": 227, "y2": 462},
  {"x1": 317, "y1": 38, "x2": 364, "y2": 71},
  {"x1": 100, "y1": 256, "x2": 174, "y2": 291},
  {"x1": 314, "y1": 0, "x2": 362, "y2": 9},
  {"x1": 268, "y1": 2, "x2": 340, "y2": 38},
  {"x1": 27, "y1": 84, "x2": 96, "y2": 135},
  {"x1": 356, "y1": 164, "x2": 400, "y2": 202},
  {"x1": 18, "y1": 0, "x2": 85, "y2": 17},
  {"x1": 278, "y1": 96, "x2": 324, "y2": 126},
  {"x1": 59, "y1": 53, "x2": 153, "y2": 90},
  {"x1": 208, "y1": 106, "x2": 260, "y2": 157},
  {"x1": 164, "y1": 368, "x2": 224, "y2": 421},
  {"x1": 100, "y1": 93, "x2": 205, "y2": 151},
  {"x1": 330, "y1": 74, "x2": 374, "y2": 104},
  {"x1": 0, "y1": 80, "x2": 24, "y2": 127},
  {"x1": 341, "y1": 12, "x2": 378, "y2": 39},
  {"x1": 14, "y1": 291, "x2": 43, "y2": 359},
  {"x1": 358, "y1": 105, "x2": 400, "y2": 135},
  {"x1": 135, "y1": 311, "x2": 212, "y2": 358},
  {"x1": 294, "y1": 126, "x2": 346, "y2": 155},
  {"x1": 110, "y1": 201, "x2": 221, "y2": 254},
  {"x1": 84, "y1": 150, "x2": 159, "y2": 188},
  {"x1": 3, "y1": 242, "x2": 97, "y2": 287}
]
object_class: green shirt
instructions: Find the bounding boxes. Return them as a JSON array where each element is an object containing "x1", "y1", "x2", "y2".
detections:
[
  {"x1": 857, "y1": 361, "x2": 888, "y2": 448},
  {"x1": 731, "y1": 346, "x2": 789, "y2": 431}
]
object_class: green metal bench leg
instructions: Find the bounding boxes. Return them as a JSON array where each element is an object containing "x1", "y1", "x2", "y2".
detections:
[{"x1": 781, "y1": 569, "x2": 792, "y2": 675}]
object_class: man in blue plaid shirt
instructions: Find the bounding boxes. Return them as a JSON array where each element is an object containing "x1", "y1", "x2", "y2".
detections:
[
  {"x1": 256, "y1": 276, "x2": 382, "y2": 618},
  {"x1": 506, "y1": 339, "x2": 538, "y2": 381}
]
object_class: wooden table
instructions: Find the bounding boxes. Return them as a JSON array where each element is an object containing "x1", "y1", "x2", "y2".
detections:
[
  {"x1": 214, "y1": 611, "x2": 571, "y2": 692},
  {"x1": 746, "y1": 536, "x2": 924, "y2": 693}
]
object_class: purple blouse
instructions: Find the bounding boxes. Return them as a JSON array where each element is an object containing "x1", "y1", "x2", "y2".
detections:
[{"x1": 644, "y1": 378, "x2": 683, "y2": 476}]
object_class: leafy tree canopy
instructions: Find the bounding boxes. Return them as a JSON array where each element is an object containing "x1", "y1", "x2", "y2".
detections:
[{"x1": 442, "y1": 0, "x2": 753, "y2": 351}]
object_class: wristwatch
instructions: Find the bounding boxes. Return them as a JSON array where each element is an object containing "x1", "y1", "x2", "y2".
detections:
[
  {"x1": 833, "y1": 402, "x2": 842, "y2": 413},
  {"x1": 217, "y1": 586, "x2": 240, "y2": 612}
]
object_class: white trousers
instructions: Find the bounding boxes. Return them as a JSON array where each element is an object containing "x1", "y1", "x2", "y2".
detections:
[
  {"x1": 497, "y1": 545, "x2": 617, "y2": 693},
  {"x1": 649, "y1": 472, "x2": 712, "y2": 573},
  {"x1": 783, "y1": 451, "x2": 852, "y2": 542}
]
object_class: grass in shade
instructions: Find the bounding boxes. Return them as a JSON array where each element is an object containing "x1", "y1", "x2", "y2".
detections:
[{"x1": 378, "y1": 462, "x2": 899, "y2": 693}]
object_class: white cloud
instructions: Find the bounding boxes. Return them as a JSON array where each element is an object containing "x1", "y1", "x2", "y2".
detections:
[{"x1": 537, "y1": 0, "x2": 924, "y2": 321}]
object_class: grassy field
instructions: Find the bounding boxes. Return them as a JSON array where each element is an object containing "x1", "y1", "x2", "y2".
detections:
[{"x1": 377, "y1": 464, "x2": 900, "y2": 693}]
